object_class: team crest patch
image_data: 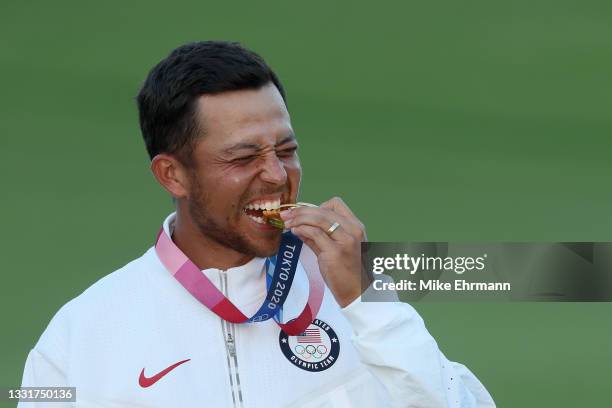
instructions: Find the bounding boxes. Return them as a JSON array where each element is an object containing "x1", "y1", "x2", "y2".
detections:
[{"x1": 279, "y1": 319, "x2": 340, "y2": 372}]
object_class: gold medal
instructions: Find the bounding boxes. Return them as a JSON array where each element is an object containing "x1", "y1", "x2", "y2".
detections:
[{"x1": 264, "y1": 202, "x2": 318, "y2": 229}]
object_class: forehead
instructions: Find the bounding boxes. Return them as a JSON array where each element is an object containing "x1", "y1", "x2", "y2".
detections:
[{"x1": 195, "y1": 83, "x2": 293, "y2": 149}]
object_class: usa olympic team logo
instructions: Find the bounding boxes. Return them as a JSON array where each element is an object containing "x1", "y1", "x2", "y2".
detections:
[{"x1": 279, "y1": 319, "x2": 340, "y2": 372}]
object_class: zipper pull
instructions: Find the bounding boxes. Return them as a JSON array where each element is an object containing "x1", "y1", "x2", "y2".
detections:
[{"x1": 226, "y1": 332, "x2": 236, "y2": 357}]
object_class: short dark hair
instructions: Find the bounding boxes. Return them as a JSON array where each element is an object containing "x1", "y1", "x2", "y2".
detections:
[{"x1": 136, "y1": 41, "x2": 286, "y2": 163}]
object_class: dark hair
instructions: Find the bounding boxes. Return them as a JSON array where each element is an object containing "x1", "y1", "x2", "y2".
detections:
[{"x1": 136, "y1": 41, "x2": 286, "y2": 164}]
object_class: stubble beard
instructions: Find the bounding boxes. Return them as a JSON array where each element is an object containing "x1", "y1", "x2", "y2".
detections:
[{"x1": 187, "y1": 177, "x2": 275, "y2": 258}]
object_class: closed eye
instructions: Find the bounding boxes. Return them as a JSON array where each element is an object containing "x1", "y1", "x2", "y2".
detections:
[
  {"x1": 233, "y1": 155, "x2": 257, "y2": 163},
  {"x1": 277, "y1": 146, "x2": 298, "y2": 157}
]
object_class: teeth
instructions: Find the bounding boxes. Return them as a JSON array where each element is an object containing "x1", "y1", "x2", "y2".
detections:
[
  {"x1": 246, "y1": 214, "x2": 266, "y2": 224},
  {"x1": 245, "y1": 198, "x2": 282, "y2": 211}
]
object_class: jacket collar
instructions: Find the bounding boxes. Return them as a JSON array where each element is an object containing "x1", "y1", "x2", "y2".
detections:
[{"x1": 162, "y1": 212, "x2": 268, "y2": 312}]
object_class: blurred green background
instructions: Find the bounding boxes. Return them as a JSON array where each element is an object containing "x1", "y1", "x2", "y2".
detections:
[{"x1": 1, "y1": 0, "x2": 611, "y2": 406}]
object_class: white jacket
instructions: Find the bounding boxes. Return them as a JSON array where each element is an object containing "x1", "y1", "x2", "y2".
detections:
[{"x1": 19, "y1": 214, "x2": 495, "y2": 408}]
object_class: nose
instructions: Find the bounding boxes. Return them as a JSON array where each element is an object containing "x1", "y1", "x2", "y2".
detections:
[{"x1": 259, "y1": 154, "x2": 287, "y2": 185}]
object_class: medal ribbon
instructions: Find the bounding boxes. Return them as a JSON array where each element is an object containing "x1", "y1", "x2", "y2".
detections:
[{"x1": 155, "y1": 226, "x2": 324, "y2": 335}]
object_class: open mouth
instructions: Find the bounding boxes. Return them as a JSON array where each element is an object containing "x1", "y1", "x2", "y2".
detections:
[
  {"x1": 243, "y1": 199, "x2": 318, "y2": 229},
  {"x1": 243, "y1": 197, "x2": 283, "y2": 227}
]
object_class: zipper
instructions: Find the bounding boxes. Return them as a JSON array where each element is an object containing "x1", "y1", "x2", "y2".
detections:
[{"x1": 220, "y1": 271, "x2": 244, "y2": 408}]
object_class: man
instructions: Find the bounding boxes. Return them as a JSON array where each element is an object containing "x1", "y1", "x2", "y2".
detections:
[{"x1": 19, "y1": 41, "x2": 495, "y2": 407}]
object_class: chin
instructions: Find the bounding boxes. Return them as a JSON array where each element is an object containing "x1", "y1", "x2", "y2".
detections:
[{"x1": 249, "y1": 237, "x2": 282, "y2": 258}]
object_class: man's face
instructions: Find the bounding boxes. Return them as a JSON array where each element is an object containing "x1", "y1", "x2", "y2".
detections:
[{"x1": 184, "y1": 83, "x2": 301, "y2": 258}]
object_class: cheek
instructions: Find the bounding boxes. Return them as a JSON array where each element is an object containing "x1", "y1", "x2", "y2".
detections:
[
  {"x1": 286, "y1": 161, "x2": 302, "y2": 187},
  {"x1": 205, "y1": 169, "x2": 255, "y2": 208},
  {"x1": 207, "y1": 167, "x2": 251, "y2": 190},
  {"x1": 229, "y1": 175, "x2": 245, "y2": 184},
  {"x1": 224, "y1": 163, "x2": 260, "y2": 183}
]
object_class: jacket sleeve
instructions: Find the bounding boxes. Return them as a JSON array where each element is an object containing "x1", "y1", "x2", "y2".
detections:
[
  {"x1": 341, "y1": 297, "x2": 496, "y2": 408},
  {"x1": 18, "y1": 306, "x2": 72, "y2": 408}
]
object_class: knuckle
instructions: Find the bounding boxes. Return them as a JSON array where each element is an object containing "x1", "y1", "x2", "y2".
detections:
[
  {"x1": 345, "y1": 235, "x2": 358, "y2": 246},
  {"x1": 316, "y1": 229, "x2": 328, "y2": 239},
  {"x1": 338, "y1": 245, "x2": 352, "y2": 258}
]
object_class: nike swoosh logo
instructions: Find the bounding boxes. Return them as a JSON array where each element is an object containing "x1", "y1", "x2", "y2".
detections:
[{"x1": 139, "y1": 359, "x2": 190, "y2": 388}]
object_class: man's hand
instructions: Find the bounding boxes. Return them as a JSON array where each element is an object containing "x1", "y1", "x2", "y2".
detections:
[{"x1": 280, "y1": 197, "x2": 372, "y2": 308}]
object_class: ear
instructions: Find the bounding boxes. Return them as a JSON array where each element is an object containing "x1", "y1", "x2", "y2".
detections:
[{"x1": 150, "y1": 154, "x2": 191, "y2": 199}]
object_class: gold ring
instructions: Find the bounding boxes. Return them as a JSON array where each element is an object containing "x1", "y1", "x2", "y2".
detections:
[{"x1": 326, "y1": 222, "x2": 341, "y2": 236}]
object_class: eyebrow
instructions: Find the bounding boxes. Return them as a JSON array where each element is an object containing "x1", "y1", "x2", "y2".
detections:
[{"x1": 223, "y1": 133, "x2": 296, "y2": 155}]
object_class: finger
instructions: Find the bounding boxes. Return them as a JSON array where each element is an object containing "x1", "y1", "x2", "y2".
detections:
[
  {"x1": 282, "y1": 207, "x2": 355, "y2": 231},
  {"x1": 320, "y1": 197, "x2": 367, "y2": 241},
  {"x1": 290, "y1": 225, "x2": 334, "y2": 253},
  {"x1": 285, "y1": 206, "x2": 363, "y2": 241},
  {"x1": 283, "y1": 208, "x2": 353, "y2": 242},
  {"x1": 320, "y1": 196, "x2": 357, "y2": 219},
  {"x1": 290, "y1": 215, "x2": 352, "y2": 243},
  {"x1": 297, "y1": 236, "x2": 321, "y2": 256}
]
